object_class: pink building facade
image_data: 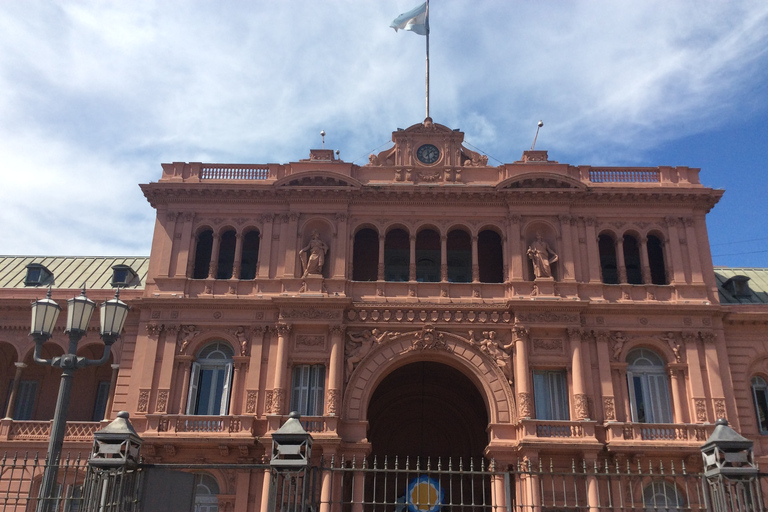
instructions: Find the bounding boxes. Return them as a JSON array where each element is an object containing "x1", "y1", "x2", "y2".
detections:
[{"x1": 1, "y1": 118, "x2": 767, "y2": 510}]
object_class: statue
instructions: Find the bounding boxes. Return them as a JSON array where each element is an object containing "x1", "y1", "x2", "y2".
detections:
[
  {"x1": 229, "y1": 326, "x2": 250, "y2": 356},
  {"x1": 527, "y1": 232, "x2": 558, "y2": 278},
  {"x1": 469, "y1": 330, "x2": 514, "y2": 384},
  {"x1": 611, "y1": 331, "x2": 628, "y2": 361},
  {"x1": 177, "y1": 325, "x2": 200, "y2": 354},
  {"x1": 299, "y1": 230, "x2": 329, "y2": 278},
  {"x1": 346, "y1": 329, "x2": 390, "y2": 376}
]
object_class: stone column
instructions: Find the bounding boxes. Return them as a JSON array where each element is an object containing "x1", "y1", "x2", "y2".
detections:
[
  {"x1": 176, "y1": 212, "x2": 195, "y2": 278},
  {"x1": 334, "y1": 213, "x2": 349, "y2": 278},
  {"x1": 701, "y1": 331, "x2": 727, "y2": 421},
  {"x1": 639, "y1": 236, "x2": 651, "y2": 284},
  {"x1": 231, "y1": 232, "x2": 243, "y2": 279},
  {"x1": 669, "y1": 367, "x2": 685, "y2": 424},
  {"x1": 377, "y1": 234, "x2": 385, "y2": 281},
  {"x1": 664, "y1": 217, "x2": 687, "y2": 284},
  {"x1": 230, "y1": 356, "x2": 249, "y2": 415},
  {"x1": 258, "y1": 214, "x2": 274, "y2": 278},
  {"x1": 244, "y1": 326, "x2": 266, "y2": 414},
  {"x1": 409, "y1": 234, "x2": 417, "y2": 282},
  {"x1": 440, "y1": 235, "x2": 448, "y2": 282},
  {"x1": 271, "y1": 323, "x2": 292, "y2": 415},
  {"x1": 584, "y1": 457, "x2": 600, "y2": 512},
  {"x1": 559, "y1": 215, "x2": 576, "y2": 281},
  {"x1": 568, "y1": 329, "x2": 589, "y2": 420},
  {"x1": 615, "y1": 237, "x2": 626, "y2": 283},
  {"x1": 186, "y1": 231, "x2": 198, "y2": 277},
  {"x1": 513, "y1": 324, "x2": 531, "y2": 418},
  {"x1": 208, "y1": 232, "x2": 221, "y2": 279},
  {"x1": 4, "y1": 363, "x2": 26, "y2": 419},
  {"x1": 584, "y1": 218, "x2": 601, "y2": 283},
  {"x1": 327, "y1": 326, "x2": 346, "y2": 416},
  {"x1": 683, "y1": 331, "x2": 707, "y2": 423},
  {"x1": 259, "y1": 466, "x2": 272, "y2": 512},
  {"x1": 615, "y1": 365, "x2": 631, "y2": 422},
  {"x1": 684, "y1": 217, "x2": 705, "y2": 284},
  {"x1": 103, "y1": 363, "x2": 120, "y2": 421},
  {"x1": 508, "y1": 214, "x2": 523, "y2": 281},
  {"x1": 471, "y1": 235, "x2": 479, "y2": 282},
  {"x1": 594, "y1": 332, "x2": 616, "y2": 421},
  {"x1": 283, "y1": 213, "x2": 300, "y2": 278},
  {"x1": 176, "y1": 355, "x2": 194, "y2": 414}
]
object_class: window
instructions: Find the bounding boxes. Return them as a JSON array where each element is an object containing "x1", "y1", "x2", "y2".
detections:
[
  {"x1": 533, "y1": 371, "x2": 569, "y2": 420},
  {"x1": 752, "y1": 376, "x2": 768, "y2": 434},
  {"x1": 384, "y1": 229, "x2": 410, "y2": 282},
  {"x1": 111, "y1": 264, "x2": 138, "y2": 288},
  {"x1": 623, "y1": 234, "x2": 642, "y2": 284},
  {"x1": 92, "y1": 381, "x2": 111, "y2": 421},
  {"x1": 14, "y1": 380, "x2": 38, "y2": 420},
  {"x1": 193, "y1": 229, "x2": 214, "y2": 279},
  {"x1": 24, "y1": 264, "x2": 53, "y2": 287},
  {"x1": 598, "y1": 234, "x2": 618, "y2": 284},
  {"x1": 216, "y1": 230, "x2": 237, "y2": 279},
  {"x1": 626, "y1": 348, "x2": 672, "y2": 423},
  {"x1": 415, "y1": 229, "x2": 440, "y2": 282},
  {"x1": 647, "y1": 235, "x2": 667, "y2": 285},
  {"x1": 446, "y1": 229, "x2": 471, "y2": 283},
  {"x1": 187, "y1": 343, "x2": 234, "y2": 416},
  {"x1": 478, "y1": 229, "x2": 504, "y2": 283},
  {"x1": 239, "y1": 230, "x2": 260, "y2": 279},
  {"x1": 642, "y1": 481, "x2": 684, "y2": 511},
  {"x1": 290, "y1": 365, "x2": 325, "y2": 416},
  {"x1": 193, "y1": 473, "x2": 220, "y2": 512},
  {"x1": 353, "y1": 228, "x2": 379, "y2": 281}
]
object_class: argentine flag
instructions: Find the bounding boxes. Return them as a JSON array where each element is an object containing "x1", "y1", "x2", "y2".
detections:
[{"x1": 390, "y1": 3, "x2": 429, "y2": 36}]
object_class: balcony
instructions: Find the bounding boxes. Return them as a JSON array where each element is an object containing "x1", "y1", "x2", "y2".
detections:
[
  {"x1": 0, "y1": 419, "x2": 101, "y2": 443},
  {"x1": 515, "y1": 419, "x2": 600, "y2": 448},
  {"x1": 144, "y1": 414, "x2": 257, "y2": 438},
  {"x1": 605, "y1": 422, "x2": 715, "y2": 450}
]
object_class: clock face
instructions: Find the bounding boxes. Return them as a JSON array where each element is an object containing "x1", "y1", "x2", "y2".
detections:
[{"x1": 416, "y1": 144, "x2": 440, "y2": 164}]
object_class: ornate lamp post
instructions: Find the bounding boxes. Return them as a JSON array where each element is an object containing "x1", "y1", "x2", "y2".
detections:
[{"x1": 29, "y1": 286, "x2": 129, "y2": 512}]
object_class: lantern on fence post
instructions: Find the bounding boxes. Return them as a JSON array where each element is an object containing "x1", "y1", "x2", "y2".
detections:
[
  {"x1": 700, "y1": 418, "x2": 764, "y2": 512},
  {"x1": 270, "y1": 411, "x2": 313, "y2": 469},
  {"x1": 268, "y1": 412, "x2": 315, "y2": 512},
  {"x1": 89, "y1": 411, "x2": 143, "y2": 469}
]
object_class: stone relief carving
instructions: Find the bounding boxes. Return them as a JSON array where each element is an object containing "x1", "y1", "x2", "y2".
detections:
[
  {"x1": 518, "y1": 392, "x2": 532, "y2": 418},
  {"x1": 228, "y1": 326, "x2": 251, "y2": 356},
  {"x1": 296, "y1": 335, "x2": 325, "y2": 348},
  {"x1": 574, "y1": 394, "x2": 590, "y2": 420},
  {"x1": 281, "y1": 309, "x2": 341, "y2": 320},
  {"x1": 659, "y1": 332, "x2": 682, "y2": 363},
  {"x1": 694, "y1": 398, "x2": 707, "y2": 423},
  {"x1": 299, "y1": 230, "x2": 329, "y2": 278},
  {"x1": 527, "y1": 232, "x2": 558, "y2": 279},
  {"x1": 327, "y1": 388, "x2": 340, "y2": 416},
  {"x1": 245, "y1": 390, "x2": 257, "y2": 414},
  {"x1": 177, "y1": 325, "x2": 200, "y2": 355},
  {"x1": 407, "y1": 325, "x2": 451, "y2": 353},
  {"x1": 603, "y1": 397, "x2": 616, "y2": 421},
  {"x1": 146, "y1": 323, "x2": 164, "y2": 337},
  {"x1": 156, "y1": 389, "x2": 169, "y2": 413},
  {"x1": 516, "y1": 312, "x2": 579, "y2": 324},
  {"x1": 345, "y1": 329, "x2": 392, "y2": 377},
  {"x1": 137, "y1": 389, "x2": 150, "y2": 413},
  {"x1": 468, "y1": 330, "x2": 514, "y2": 384},
  {"x1": 610, "y1": 331, "x2": 629, "y2": 361},
  {"x1": 533, "y1": 338, "x2": 564, "y2": 352},
  {"x1": 713, "y1": 398, "x2": 726, "y2": 420}
]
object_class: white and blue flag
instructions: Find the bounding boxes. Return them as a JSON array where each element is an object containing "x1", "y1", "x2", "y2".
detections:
[{"x1": 390, "y1": 3, "x2": 429, "y2": 36}]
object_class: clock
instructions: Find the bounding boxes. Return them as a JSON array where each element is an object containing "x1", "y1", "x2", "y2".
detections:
[{"x1": 416, "y1": 144, "x2": 440, "y2": 164}]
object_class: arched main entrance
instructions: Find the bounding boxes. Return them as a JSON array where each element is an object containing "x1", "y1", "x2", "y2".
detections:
[{"x1": 367, "y1": 361, "x2": 489, "y2": 461}]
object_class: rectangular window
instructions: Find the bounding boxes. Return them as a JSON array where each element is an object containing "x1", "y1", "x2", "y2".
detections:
[
  {"x1": 92, "y1": 381, "x2": 111, "y2": 421},
  {"x1": 533, "y1": 371, "x2": 569, "y2": 420},
  {"x1": 290, "y1": 365, "x2": 325, "y2": 416},
  {"x1": 14, "y1": 381, "x2": 38, "y2": 420}
]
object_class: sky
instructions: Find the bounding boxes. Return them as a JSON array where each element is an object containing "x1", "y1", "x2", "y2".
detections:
[{"x1": 1, "y1": 1, "x2": 767, "y2": 268}]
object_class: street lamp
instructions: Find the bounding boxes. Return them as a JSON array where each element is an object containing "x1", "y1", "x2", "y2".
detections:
[{"x1": 29, "y1": 286, "x2": 129, "y2": 512}]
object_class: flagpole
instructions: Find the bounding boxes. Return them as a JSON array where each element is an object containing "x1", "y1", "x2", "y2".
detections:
[{"x1": 425, "y1": 0, "x2": 430, "y2": 119}]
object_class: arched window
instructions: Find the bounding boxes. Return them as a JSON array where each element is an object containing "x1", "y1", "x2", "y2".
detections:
[
  {"x1": 752, "y1": 376, "x2": 768, "y2": 434},
  {"x1": 416, "y1": 229, "x2": 440, "y2": 282},
  {"x1": 353, "y1": 228, "x2": 379, "y2": 281},
  {"x1": 598, "y1": 234, "x2": 618, "y2": 284},
  {"x1": 626, "y1": 348, "x2": 672, "y2": 423},
  {"x1": 187, "y1": 342, "x2": 234, "y2": 416},
  {"x1": 446, "y1": 229, "x2": 471, "y2": 283},
  {"x1": 193, "y1": 473, "x2": 220, "y2": 512},
  {"x1": 642, "y1": 481, "x2": 684, "y2": 511},
  {"x1": 623, "y1": 234, "x2": 642, "y2": 284},
  {"x1": 647, "y1": 235, "x2": 667, "y2": 285},
  {"x1": 193, "y1": 229, "x2": 214, "y2": 279},
  {"x1": 239, "y1": 230, "x2": 260, "y2": 279},
  {"x1": 216, "y1": 230, "x2": 237, "y2": 279},
  {"x1": 384, "y1": 229, "x2": 410, "y2": 282},
  {"x1": 478, "y1": 229, "x2": 504, "y2": 283}
]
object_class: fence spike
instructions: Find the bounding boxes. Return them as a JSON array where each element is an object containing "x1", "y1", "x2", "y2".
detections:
[
  {"x1": 681, "y1": 459, "x2": 687, "y2": 475},
  {"x1": 427, "y1": 456, "x2": 431, "y2": 471},
  {"x1": 549, "y1": 458, "x2": 553, "y2": 473},
  {"x1": 405, "y1": 455, "x2": 410, "y2": 471},
  {"x1": 416, "y1": 456, "x2": 421, "y2": 471},
  {"x1": 437, "y1": 457, "x2": 442, "y2": 471},
  {"x1": 659, "y1": 459, "x2": 665, "y2": 475},
  {"x1": 670, "y1": 459, "x2": 676, "y2": 475}
]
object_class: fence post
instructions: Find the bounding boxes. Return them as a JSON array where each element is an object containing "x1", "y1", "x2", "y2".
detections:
[
  {"x1": 700, "y1": 418, "x2": 763, "y2": 512},
  {"x1": 83, "y1": 411, "x2": 144, "y2": 512}
]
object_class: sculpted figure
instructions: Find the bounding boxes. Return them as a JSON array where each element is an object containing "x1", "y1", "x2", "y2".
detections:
[
  {"x1": 346, "y1": 329, "x2": 390, "y2": 376},
  {"x1": 527, "y1": 232, "x2": 558, "y2": 278},
  {"x1": 611, "y1": 331, "x2": 628, "y2": 361},
  {"x1": 300, "y1": 230, "x2": 329, "y2": 278},
  {"x1": 660, "y1": 331, "x2": 681, "y2": 362},
  {"x1": 229, "y1": 326, "x2": 250, "y2": 356},
  {"x1": 470, "y1": 331, "x2": 514, "y2": 384},
  {"x1": 178, "y1": 325, "x2": 200, "y2": 354}
]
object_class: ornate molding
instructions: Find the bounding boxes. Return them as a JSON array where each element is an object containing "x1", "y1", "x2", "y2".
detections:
[
  {"x1": 156, "y1": 389, "x2": 169, "y2": 413},
  {"x1": 280, "y1": 309, "x2": 341, "y2": 320},
  {"x1": 518, "y1": 392, "x2": 532, "y2": 418},
  {"x1": 327, "y1": 388, "x2": 340, "y2": 416},
  {"x1": 137, "y1": 389, "x2": 150, "y2": 413},
  {"x1": 516, "y1": 311, "x2": 579, "y2": 324},
  {"x1": 574, "y1": 394, "x2": 590, "y2": 420},
  {"x1": 694, "y1": 398, "x2": 707, "y2": 423},
  {"x1": 603, "y1": 397, "x2": 616, "y2": 421},
  {"x1": 246, "y1": 390, "x2": 258, "y2": 414}
]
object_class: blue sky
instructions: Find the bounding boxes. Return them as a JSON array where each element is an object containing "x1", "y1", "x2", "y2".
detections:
[{"x1": 1, "y1": 1, "x2": 767, "y2": 268}]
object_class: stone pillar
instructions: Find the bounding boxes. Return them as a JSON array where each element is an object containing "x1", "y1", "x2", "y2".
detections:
[
  {"x1": 568, "y1": 329, "x2": 589, "y2": 420},
  {"x1": 471, "y1": 235, "x2": 479, "y2": 282},
  {"x1": 559, "y1": 215, "x2": 576, "y2": 281},
  {"x1": 594, "y1": 332, "x2": 616, "y2": 421},
  {"x1": 683, "y1": 331, "x2": 708, "y2": 423},
  {"x1": 409, "y1": 234, "x2": 416, "y2": 282},
  {"x1": 186, "y1": 231, "x2": 198, "y2": 278},
  {"x1": 258, "y1": 214, "x2": 274, "y2": 278},
  {"x1": 259, "y1": 466, "x2": 272, "y2": 512},
  {"x1": 513, "y1": 324, "x2": 531, "y2": 418},
  {"x1": 440, "y1": 235, "x2": 448, "y2": 282},
  {"x1": 103, "y1": 363, "x2": 120, "y2": 421},
  {"x1": 377, "y1": 234, "x2": 385, "y2": 281},
  {"x1": 4, "y1": 363, "x2": 26, "y2": 419},
  {"x1": 231, "y1": 232, "x2": 243, "y2": 279},
  {"x1": 208, "y1": 232, "x2": 221, "y2": 279},
  {"x1": 616, "y1": 365, "x2": 631, "y2": 422},
  {"x1": 701, "y1": 331, "x2": 727, "y2": 421},
  {"x1": 327, "y1": 326, "x2": 346, "y2": 416},
  {"x1": 271, "y1": 323, "x2": 292, "y2": 414},
  {"x1": 684, "y1": 217, "x2": 705, "y2": 284},
  {"x1": 639, "y1": 236, "x2": 651, "y2": 284},
  {"x1": 351, "y1": 466, "x2": 365, "y2": 512},
  {"x1": 176, "y1": 356, "x2": 194, "y2": 414},
  {"x1": 176, "y1": 212, "x2": 195, "y2": 278},
  {"x1": 669, "y1": 367, "x2": 685, "y2": 424},
  {"x1": 665, "y1": 217, "x2": 687, "y2": 284},
  {"x1": 230, "y1": 356, "x2": 249, "y2": 415},
  {"x1": 283, "y1": 213, "x2": 300, "y2": 278},
  {"x1": 244, "y1": 326, "x2": 266, "y2": 414},
  {"x1": 584, "y1": 457, "x2": 600, "y2": 512},
  {"x1": 584, "y1": 218, "x2": 601, "y2": 283},
  {"x1": 615, "y1": 237, "x2": 626, "y2": 283},
  {"x1": 508, "y1": 214, "x2": 523, "y2": 280},
  {"x1": 334, "y1": 213, "x2": 349, "y2": 278}
]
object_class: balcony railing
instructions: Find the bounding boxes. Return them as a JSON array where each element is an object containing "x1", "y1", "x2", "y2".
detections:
[
  {"x1": 0, "y1": 419, "x2": 101, "y2": 442},
  {"x1": 145, "y1": 414, "x2": 256, "y2": 436},
  {"x1": 606, "y1": 422, "x2": 714, "y2": 443},
  {"x1": 200, "y1": 165, "x2": 271, "y2": 180},
  {"x1": 516, "y1": 419, "x2": 596, "y2": 440},
  {"x1": 589, "y1": 168, "x2": 661, "y2": 183}
]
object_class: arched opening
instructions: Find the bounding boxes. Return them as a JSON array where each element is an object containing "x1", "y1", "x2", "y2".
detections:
[
  {"x1": 598, "y1": 234, "x2": 618, "y2": 284},
  {"x1": 626, "y1": 348, "x2": 672, "y2": 423},
  {"x1": 187, "y1": 342, "x2": 234, "y2": 415},
  {"x1": 623, "y1": 234, "x2": 642, "y2": 284},
  {"x1": 216, "y1": 230, "x2": 237, "y2": 279},
  {"x1": 71, "y1": 344, "x2": 114, "y2": 421},
  {"x1": 20, "y1": 343, "x2": 64, "y2": 420},
  {"x1": 0, "y1": 343, "x2": 17, "y2": 417},
  {"x1": 478, "y1": 229, "x2": 503, "y2": 283},
  {"x1": 193, "y1": 229, "x2": 213, "y2": 279},
  {"x1": 367, "y1": 361, "x2": 488, "y2": 461},
  {"x1": 384, "y1": 229, "x2": 410, "y2": 282},
  {"x1": 239, "y1": 230, "x2": 260, "y2": 279},
  {"x1": 751, "y1": 376, "x2": 768, "y2": 434},
  {"x1": 647, "y1": 235, "x2": 667, "y2": 285},
  {"x1": 415, "y1": 229, "x2": 440, "y2": 282},
  {"x1": 193, "y1": 472, "x2": 220, "y2": 512},
  {"x1": 446, "y1": 229, "x2": 471, "y2": 283},
  {"x1": 353, "y1": 228, "x2": 379, "y2": 281}
]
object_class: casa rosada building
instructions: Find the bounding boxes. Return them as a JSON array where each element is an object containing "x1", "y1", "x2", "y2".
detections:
[{"x1": 1, "y1": 118, "x2": 768, "y2": 509}]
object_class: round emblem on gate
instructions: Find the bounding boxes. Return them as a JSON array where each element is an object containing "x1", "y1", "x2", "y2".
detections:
[{"x1": 407, "y1": 475, "x2": 444, "y2": 512}]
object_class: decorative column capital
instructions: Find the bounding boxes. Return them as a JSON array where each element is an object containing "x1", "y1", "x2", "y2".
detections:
[
  {"x1": 329, "y1": 325, "x2": 346, "y2": 336},
  {"x1": 275, "y1": 323, "x2": 292, "y2": 337}
]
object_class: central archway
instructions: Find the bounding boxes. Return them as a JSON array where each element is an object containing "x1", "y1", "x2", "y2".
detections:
[{"x1": 367, "y1": 361, "x2": 489, "y2": 461}]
